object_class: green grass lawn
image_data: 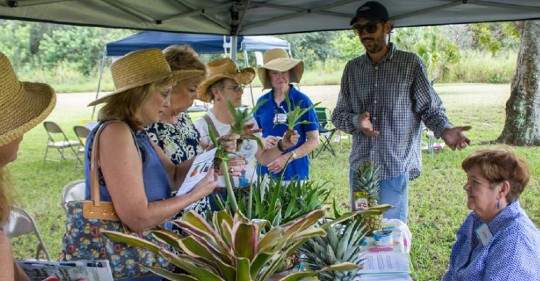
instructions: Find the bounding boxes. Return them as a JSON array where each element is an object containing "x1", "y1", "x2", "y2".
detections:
[{"x1": 7, "y1": 84, "x2": 540, "y2": 281}]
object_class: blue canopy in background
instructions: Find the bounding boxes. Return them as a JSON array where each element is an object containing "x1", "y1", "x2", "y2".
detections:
[
  {"x1": 93, "y1": 31, "x2": 290, "y2": 118},
  {"x1": 106, "y1": 31, "x2": 289, "y2": 57}
]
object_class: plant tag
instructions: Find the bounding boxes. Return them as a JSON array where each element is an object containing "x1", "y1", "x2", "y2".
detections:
[
  {"x1": 353, "y1": 191, "x2": 369, "y2": 210},
  {"x1": 273, "y1": 113, "x2": 288, "y2": 125},
  {"x1": 475, "y1": 223, "x2": 493, "y2": 246}
]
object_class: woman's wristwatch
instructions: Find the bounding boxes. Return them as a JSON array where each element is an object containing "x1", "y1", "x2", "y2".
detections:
[{"x1": 290, "y1": 151, "x2": 299, "y2": 160}]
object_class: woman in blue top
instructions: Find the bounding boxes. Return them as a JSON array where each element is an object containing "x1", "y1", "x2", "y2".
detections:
[
  {"x1": 443, "y1": 147, "x2": 540, "y2": 281},
  {"x1": 254, "y1": 48, "x2": 320, "y2": 181}
]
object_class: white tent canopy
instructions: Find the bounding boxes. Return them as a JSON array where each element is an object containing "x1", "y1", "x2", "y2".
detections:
[{"x1": 0, "y1": 1, "x2": 539, "y2": 36}]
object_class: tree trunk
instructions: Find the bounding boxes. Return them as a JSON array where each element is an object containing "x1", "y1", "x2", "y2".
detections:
[{"x1": 497, "y1": 21, "x2": 540, "y2": 145}]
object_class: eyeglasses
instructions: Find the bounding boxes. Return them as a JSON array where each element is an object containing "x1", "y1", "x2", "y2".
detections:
[
  {"x1": 352, "y1": 21, "x2": 380, "y2": 34},
  {"x1": 225, "y1": 85, "x2": 244, "y2": 93}
]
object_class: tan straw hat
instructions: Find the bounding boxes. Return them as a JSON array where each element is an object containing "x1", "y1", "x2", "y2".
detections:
[
  {"x1": 0, "y1": 52, "x2": 56, "y2": 147},
  {"x1": 172, "y1": 69, "x2": 205, "y2": 83},
  {"x1": 88, "y1": 48, "x2": 193, "y2": 106},
  {"x1": 257, "y1": 48, "x2": 304, "y2": 89},
  {"x1": 197, "y1": 58, "x2": 255, "y2": 102}
]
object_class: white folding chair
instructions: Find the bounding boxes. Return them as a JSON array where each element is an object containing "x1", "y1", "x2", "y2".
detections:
[
  {"x1": 61, "y1": 179, "x2": 86, "y2": 210},
  {"x1": 3, "y1": 207, "x2": 51, "y2": 260}
]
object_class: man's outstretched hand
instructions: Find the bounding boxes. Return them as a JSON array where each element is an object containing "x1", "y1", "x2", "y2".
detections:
[
  {"x1": 358, "y1": 112, "x2": 379, "y2": 137},
  {"x1": 442, "y1": 126, "x2": 471, "y2": 150}
]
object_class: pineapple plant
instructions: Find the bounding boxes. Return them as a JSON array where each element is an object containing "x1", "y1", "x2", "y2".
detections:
[
  {"x1": 352, "y1": 161, "x2": 383, "y2": 234},
  {"x1": 299, "y1": 217, "x2": 368, "y2": 281}
]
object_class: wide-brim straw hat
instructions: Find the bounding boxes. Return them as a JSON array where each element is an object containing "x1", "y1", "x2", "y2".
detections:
[
  {"x1": 172, "y1": 69, "x2": 206, "y2": 84},
  {"x1": 257, "y1": 48, "x2": 304, "y2": 89},
  {"x1": 0, "y1": 52, "x2": 56, "y2": 147},
  {"x1": 197, "y1": 58, "x2": 255, "y2": 102},
  {"x1": 89, "y1": 48, "x2": 192, "y2": 106}
]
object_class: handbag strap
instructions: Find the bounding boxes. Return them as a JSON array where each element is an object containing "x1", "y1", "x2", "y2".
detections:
[
  {"x1": 203, "y1": 114, "x2": 220, "y2": 138},
  {"x1": 90, "y1": 120, "x2": 141, "y2": 206}
]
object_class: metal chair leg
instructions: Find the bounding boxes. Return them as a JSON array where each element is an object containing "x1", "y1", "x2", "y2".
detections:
[
  {"x1": 43, "y1": 145, "x2": 49, "y2": 163},
  {"x1": 58, "y1": 147, "x2": 66, "y2": 161},
  {"x1": 69, "y1": 144, "x2": 83, "y2": 165}
]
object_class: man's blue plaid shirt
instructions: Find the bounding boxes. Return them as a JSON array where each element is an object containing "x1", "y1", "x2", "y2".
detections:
[{"x1": 332, "y1": 43, "x2": 451, "y2": 180}]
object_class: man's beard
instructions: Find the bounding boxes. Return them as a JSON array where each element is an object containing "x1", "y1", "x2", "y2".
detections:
[{"x1": 363, "y1": 39, "x2": 384, "y2": 54}]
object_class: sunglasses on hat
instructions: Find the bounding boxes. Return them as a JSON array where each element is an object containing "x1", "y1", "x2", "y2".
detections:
[{"x1": 352, "y1": 21, "x2": 381, "y2": 34}]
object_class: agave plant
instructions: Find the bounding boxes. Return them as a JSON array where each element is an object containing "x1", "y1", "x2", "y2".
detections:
[{"x1": 103, "y1": 208, "x2": 358, "y2": 281}]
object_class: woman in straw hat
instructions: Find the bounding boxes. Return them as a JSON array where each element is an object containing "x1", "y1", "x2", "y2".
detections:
[
  {"x1": 254, "y1": 48, "x2": 320, "y2": 181},
  {"x1": 145, "y1": 45, "x2": 209, "y2": 215},
  {"x1": 0, "y1": 52, "x2": 56, "y2": 281},
  {"x1": 68, "y1": 49, "x2": 241, "y2": 281},
  {"x1": 77, "y1": 48, "x2": 222, "y2": 243},
  {"x1": 194, "y1": 58, "x2": 298, "y2": 193}
]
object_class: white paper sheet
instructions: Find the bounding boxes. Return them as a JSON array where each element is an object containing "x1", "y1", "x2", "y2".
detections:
[
  {"x1": 358, "y1": 251, "x2": 410, "y2": 274},
  {"x1": 176, "y1": 148, "x2": 216, "y2": 196},
  {"x1": 17, "y1": 260, "x2": 113, "y2": 281}
]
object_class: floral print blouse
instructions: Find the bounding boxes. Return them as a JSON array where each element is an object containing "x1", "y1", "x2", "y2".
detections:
[
  {"x1": 146, "y1": 112, "x2": 203, "y2": 165},
  {"x1": 146, "y1": 112, "x2": 209, "y2": 216}
]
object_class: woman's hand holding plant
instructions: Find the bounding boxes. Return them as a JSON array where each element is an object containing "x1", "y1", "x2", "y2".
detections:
[{"x1": 280, "y1": 129, "x2": 299, "y2": 150}]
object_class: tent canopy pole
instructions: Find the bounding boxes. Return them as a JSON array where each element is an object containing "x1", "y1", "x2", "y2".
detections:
[{"x1": 91, "y1": 47, "x2": 107, "y2": 120}]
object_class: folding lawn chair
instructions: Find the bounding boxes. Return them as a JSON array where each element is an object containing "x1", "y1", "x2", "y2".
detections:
[
  {"x1": 61, "y1": 179, "x2": 86, "y2": 211},
  {"x1": 2, "y1": 207, "x2": 51, "y2": 260},
  {"x1": 312, "y1": 107, "x2": 337, "y2": 158},
  {"x1": 73, "y1": 125, "x2": 90, "y2": 158},
  {"x1": 43, "y1": 121, "x2": 82, "y2": 164}
]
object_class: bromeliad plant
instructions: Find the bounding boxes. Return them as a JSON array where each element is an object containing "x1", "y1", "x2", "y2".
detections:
[
  {"x1": 224, "y1": 100, "x2": 266, "y2": 152},
  {"x1": 299, "y1": 218, "x2": 368, "y2": 281},
  {"x1": 215, "y1": 176, "x2": 331, "y2": 229},
  {"x1": 103, "y1": 208, "x2": 359, "y2": 281},
  {"x1": 351, "y1": 161, "x2": 390, "y2": 235},
  {"x1": 299, "y1": 202, "x2": 392, "y2": 281},
  {"x1": 283, "y1": 93, "x2": 320, "y2": 132}
]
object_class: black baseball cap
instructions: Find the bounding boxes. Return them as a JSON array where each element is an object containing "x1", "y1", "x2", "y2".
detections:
[{"x1": 350, "y1": 1, "x2": 390, "y2": 25}]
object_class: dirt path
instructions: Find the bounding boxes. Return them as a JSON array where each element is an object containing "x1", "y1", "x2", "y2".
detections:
[{"x1": 56, "y1": 83, "x2": 511, "y2": 115}]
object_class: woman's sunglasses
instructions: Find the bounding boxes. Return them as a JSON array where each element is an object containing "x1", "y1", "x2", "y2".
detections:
[{"x1": 352, "y1": 21, "x2": 380, "y2": 34}]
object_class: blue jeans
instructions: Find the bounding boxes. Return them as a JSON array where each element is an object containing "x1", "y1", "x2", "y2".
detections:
[{"x1": 349, "y1": 170, "x2": 409, "y2": 223}]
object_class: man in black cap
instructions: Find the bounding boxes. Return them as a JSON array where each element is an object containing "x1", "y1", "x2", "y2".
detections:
[{"x1": 332, "y1": 1, "x2": 471, "y2": 223}]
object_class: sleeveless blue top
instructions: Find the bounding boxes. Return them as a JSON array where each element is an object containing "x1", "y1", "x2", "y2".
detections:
[{"x1": 84, "y1": 122, "x2": 171, "y2": 202}]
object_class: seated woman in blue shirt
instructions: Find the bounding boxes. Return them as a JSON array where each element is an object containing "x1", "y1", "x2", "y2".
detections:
[
  {"x1": 254, "y1": 48, "x2": 320, "y2": 181},
  {"x1": 443, "y1": 147, "x2": 540, "y2": 281}
]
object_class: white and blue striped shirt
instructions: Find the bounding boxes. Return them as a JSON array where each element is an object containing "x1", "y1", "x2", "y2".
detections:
[{"x1": 443, "y1": 201, "x2": 540, "y2": 281}]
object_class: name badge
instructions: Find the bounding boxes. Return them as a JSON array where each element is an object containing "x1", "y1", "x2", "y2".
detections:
[
  {"x1": 273, "y1": 113, "x2": 287, "y2": 125},
  {"x1": 475, "y1": 223, "x2": 493, "y2": 246}
]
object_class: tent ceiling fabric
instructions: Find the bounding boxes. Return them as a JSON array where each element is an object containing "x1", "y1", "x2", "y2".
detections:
[{"x1": 0, "y1": 0, "x2": 539, "y2": 35}]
